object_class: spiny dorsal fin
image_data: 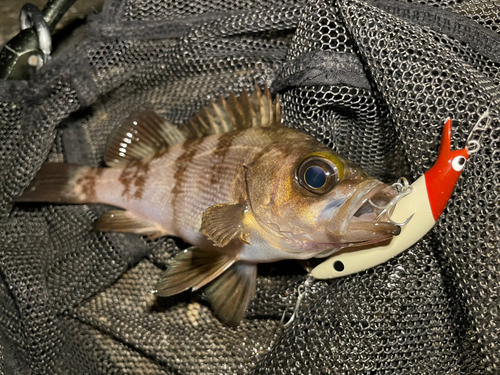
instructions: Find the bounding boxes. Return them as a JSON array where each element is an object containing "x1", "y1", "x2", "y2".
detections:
[
  {"x1": 180, "y1": 85, "x2": 282, "y2": 138},
  {"x1": 104, "y1": 110, "x2": 186, "y2": 167},
  {"x1": 205, "y1": 263, "x2": 257, "y2": 326},
  {"x1": 273, "y1": 91, "x2": 282, "y2": 125},
  {"x1": 154, "y1": 247, "x2": 237, "y2": 296}
]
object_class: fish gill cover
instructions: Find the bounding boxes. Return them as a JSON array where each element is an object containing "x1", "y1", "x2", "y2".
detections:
[{"x1": 0, "y1": 0, "x2": 499, "y2": 374}]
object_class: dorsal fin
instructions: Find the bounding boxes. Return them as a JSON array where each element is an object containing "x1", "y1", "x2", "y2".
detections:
[
  {"x1": 104, "y1": 87, "x2": 282, "y2": 167},
  {"x1": 104, "y1": 110, "x2": 186, "y2": 167},
  {"x1": 180, "y1": 85, "x2": 282, "y2": 138}
]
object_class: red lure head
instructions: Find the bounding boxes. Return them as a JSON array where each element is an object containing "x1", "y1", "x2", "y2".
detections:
[{"x1": 424, "y1": 118, "x2": 469, "y2": 221}]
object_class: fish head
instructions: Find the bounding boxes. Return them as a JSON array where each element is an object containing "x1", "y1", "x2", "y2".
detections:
[{"x1": 245, "y1": 132, "x2": 400, "y2": 256}]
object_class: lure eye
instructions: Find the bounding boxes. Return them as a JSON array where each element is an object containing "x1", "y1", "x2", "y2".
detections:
[
  {"x1": 297, "y1": 155, "x2": 341, "y2": 195},
  {"x1": 452, "y1": 156, "x2": 466, "y2": 172}
]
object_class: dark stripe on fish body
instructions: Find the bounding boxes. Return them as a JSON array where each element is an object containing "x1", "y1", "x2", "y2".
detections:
[
  {"x1": 118, "y1": 160, "x2": 151, "y2": 200},
  {"x1": 76, "y1": 168, "x2": 104, "y2": 201},
  {"x1": 171, "y1": 137, "x2": 205, "y2": 226},
  {"x1": 133, "y1": 162, "x2": 150, "y2": 199},
  {"x1": 118, "y1": 166, "x2": 134, "y2": 197},
  {"x1": 209, "y1": 132, "x2": 239, "y2": 185}
]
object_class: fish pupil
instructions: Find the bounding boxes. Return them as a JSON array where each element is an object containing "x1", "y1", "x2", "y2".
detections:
[{"x1": 305, "y1": 166, "x2": 327, "y2": 189}]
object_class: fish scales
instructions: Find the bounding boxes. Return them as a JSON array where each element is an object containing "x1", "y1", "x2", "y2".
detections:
[
  {"x1": 16, "y1": 86, "x2": 401, "y2": 326},
  {"x1": 85, "y1": 130, "x2": 265, "y2": 243},
  {"x1": 168, "y1": 129, "x2": 272, "y2": 244}
]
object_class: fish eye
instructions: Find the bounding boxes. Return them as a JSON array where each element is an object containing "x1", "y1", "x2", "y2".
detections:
[
  {"x1": 296, "y1": 154, "x2": 342, "y2": 195},
  {"x1": 305, "y1": 165, "x2": 327, "y2": 188},
  {"x1": 452, "y1": 156, "x2": 466, "y2": 172}
]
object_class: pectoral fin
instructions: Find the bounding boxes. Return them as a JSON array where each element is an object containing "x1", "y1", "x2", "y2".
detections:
[
  {"x1": 154, "y1": 247, "x2": 237, "y2": 296},
  {"x1": 201, "y1": 203, "x2": 249, "y2": 247},
  {"x1": 205, "y1": 263, "x2": 257, "y2": 326},
  {"x1": 93, "y1": 210, "x2": 168, "y2": 239}
]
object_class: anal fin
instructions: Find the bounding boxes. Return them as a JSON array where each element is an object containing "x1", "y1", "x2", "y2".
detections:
[
  {"x1": 205, "y1": 263, "x2": 257, "y2": 326},
  {"x1": 93, "y1": 210, "x2": 167, "y2": 239},
  {"x1": 154, "y1": 247, "x2": 237, "y2": 297}
]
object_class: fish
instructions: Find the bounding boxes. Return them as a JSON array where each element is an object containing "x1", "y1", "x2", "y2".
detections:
[{"x1": 17, "y1": 86, "x2": 401, "y2": 326}]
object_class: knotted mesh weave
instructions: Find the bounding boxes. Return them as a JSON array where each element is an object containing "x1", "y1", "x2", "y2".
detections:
[{"x1": 0, "y1": 0, "x2": 499, "y2": 374}]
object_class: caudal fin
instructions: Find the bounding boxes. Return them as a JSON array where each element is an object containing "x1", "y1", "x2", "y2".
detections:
[{"x1": 16, "y1": 163, "x2": 94, "y2": 204}]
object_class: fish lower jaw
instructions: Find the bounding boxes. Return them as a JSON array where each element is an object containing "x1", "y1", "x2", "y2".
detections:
[
  {"x1": 269, "y1": 230, "x2": 358, "y2": 258},
  {"x1": 347, "y1": 221, "x2": 401, "y2": 236},
  {"x1": 325, "y1": 225, "x2": 398, "y2": 246},
  {"x1": 313, "y1": 233, "x2": 396, "y2": 259},
  {"x1": 236, "y1": 233, "x2": 348, "y2": 262},
  {"x1": 244, "y1": 218, "x2": 355, "y2": 261}
]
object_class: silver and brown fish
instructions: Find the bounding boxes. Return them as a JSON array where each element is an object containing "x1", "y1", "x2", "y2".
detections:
[{"x1": 17, "y1": 86, "x2": 400, "y2": 326}]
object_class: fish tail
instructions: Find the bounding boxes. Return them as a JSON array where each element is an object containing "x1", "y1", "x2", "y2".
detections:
[{"x1": 16, "y1": 163, "x2": 98, "y2": 204}]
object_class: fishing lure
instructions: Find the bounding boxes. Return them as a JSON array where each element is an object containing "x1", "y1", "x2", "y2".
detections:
[{"x1": 311, "y1": 111, "x2": 491, "y2": 279}]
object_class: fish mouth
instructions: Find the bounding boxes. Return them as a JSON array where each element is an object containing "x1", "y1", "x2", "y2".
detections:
[{"x1": 325, "y1": 179, "x2": 401, "y2": 246}]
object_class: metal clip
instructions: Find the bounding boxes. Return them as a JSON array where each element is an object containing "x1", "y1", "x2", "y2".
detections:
[
  {"x1": 0, "y1": 0, "x2": 78, "y2": 80},
  {"x1": 20, "y1": 4, "x2": 52, "y2": 66}
]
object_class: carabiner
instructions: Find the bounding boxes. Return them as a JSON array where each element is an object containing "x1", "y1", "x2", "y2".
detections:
[
  {"x1": 0, "y1": 0, "x2": 78, "y2": 80},
  {"x1": 20, "y1": 4, "x2": 52, "y2": 65}
]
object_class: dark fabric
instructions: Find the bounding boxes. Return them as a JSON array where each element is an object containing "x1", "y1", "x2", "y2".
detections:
[{"x1": 0, "y1": 0, "x2": 498, "y2": 374}]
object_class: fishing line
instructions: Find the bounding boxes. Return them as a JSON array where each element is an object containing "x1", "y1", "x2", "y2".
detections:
[{"x1": 466, "y1": 107, "x2": 493, "y2": 155}]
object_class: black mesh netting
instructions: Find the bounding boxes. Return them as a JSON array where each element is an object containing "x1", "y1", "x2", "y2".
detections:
[{"x1": 0, "y1": 0, "x2": 499, "y2": 374}]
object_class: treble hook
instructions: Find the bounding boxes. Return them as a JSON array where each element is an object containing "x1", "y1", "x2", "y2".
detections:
[
  {"x1": 368, "y1": 178, "x2": 414, "y2": 226},
  {"x1": 280, "y1": 276, "x2": 315, "y2": 328}
]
